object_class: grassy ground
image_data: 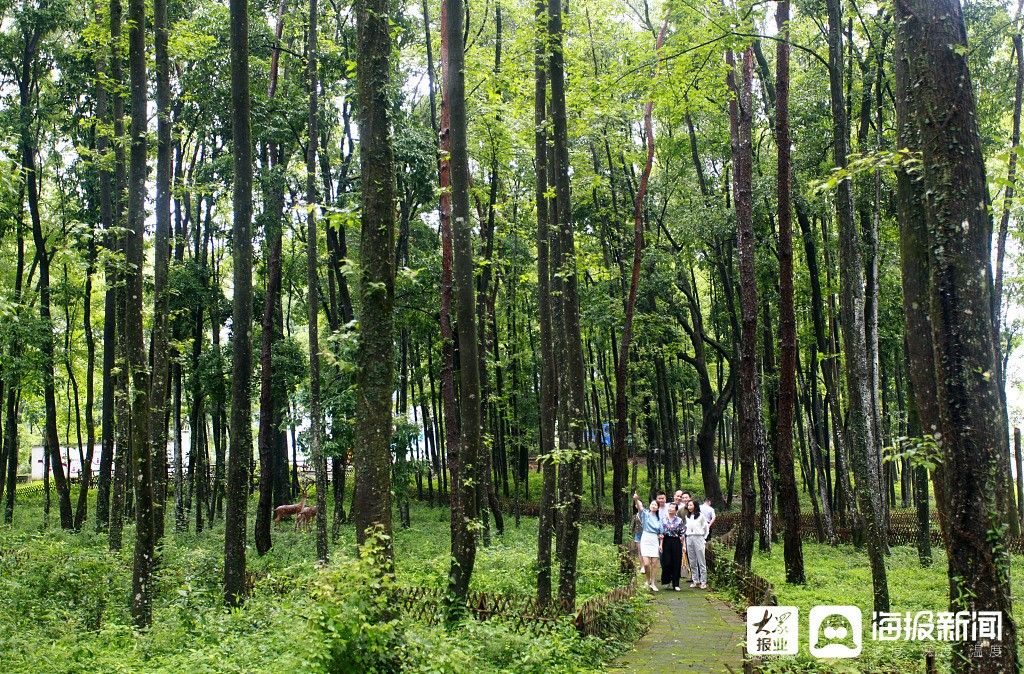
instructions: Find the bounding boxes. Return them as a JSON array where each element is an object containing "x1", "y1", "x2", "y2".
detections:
[
  {"x1": 737, "y1": 543, "x2": 1024, "y2": 672},
  {"x1": 0, "y1": 486, "x2": 645, "y2": 674}
]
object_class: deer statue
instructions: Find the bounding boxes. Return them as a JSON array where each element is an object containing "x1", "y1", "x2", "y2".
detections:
[
  {"x1": 295, "y1": 505, "x2": 318, "y2": 531},
  {"x1": 273, "y1": 490, "x2": 308, "y2": 526}
]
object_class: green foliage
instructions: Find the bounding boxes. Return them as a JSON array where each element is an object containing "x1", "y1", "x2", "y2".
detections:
[
  {"x1": 883, "y1": 435, "x2": 943, "y2": 472},
  {"x1": 271, "y1": 336, "x2": 308, "y2": 406},
  {"x1": 749, "y1": 542, "x2": 1024, "y2": 672},
  {"x1": 0, "y1": 490, "x2": 644, "y2": 673},
  {"x1": 308, "y1": 532, "x2": 405, "y2": 674}
]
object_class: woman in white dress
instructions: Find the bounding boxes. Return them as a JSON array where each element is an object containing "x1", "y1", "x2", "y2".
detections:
[{"x1": 633, "y1": 492, "x2": 663, "y2": 591}]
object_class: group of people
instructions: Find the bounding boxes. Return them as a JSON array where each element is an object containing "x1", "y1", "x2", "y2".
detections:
[{"x1": 632, "y1": 489, "x2": 716, "y2": 592}]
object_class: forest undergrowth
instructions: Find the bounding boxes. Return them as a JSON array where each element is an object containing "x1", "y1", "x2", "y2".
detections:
[{"x1": 0, "y1": 488, "x2": 647, "y2": 673}]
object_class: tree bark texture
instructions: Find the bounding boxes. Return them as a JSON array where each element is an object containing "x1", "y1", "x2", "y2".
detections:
[
  {"x1": 533, "y1": 0, "x2": 555, "y2": 604},
  {"x1": 825, "y1": 0, "x2": 889, "y2": 613},
  {"x1": 776, "y1": 0, "x2": 805, "y2": 585},
  {"x1": 150, "y1": 0, "x2": 172, "y2": 544},
  {"x1": 224, "y1": 0, "x2": 254, "y2": 607},
  {"x1": 732, "y1": 47, "x2": 763, "y2": 571},
  {"x1": 354, "y1": 0, "x2": 396, "y2": 558},
  {"x1": 895, "y1": 2, "x2": 1019, "y2": 669},
  {"x1": 612, "y1": 16, "x2": 666, "y2": 545},
  {"x1": 549, "y1": 0, "x2": 586, "y2": 609},
  {"x1": 307, "y1": 0, "x2": 329, "y2": 562},
  {"x1": 126, "y1": 0, "x2": 154, "y2": 625}
]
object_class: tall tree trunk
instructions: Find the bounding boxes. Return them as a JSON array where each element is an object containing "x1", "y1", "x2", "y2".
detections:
[
  {"x1": 224, "y1": 0, "x2": 254, "y2": 607},
  {"x1": 732, "y1": 47, "x2": 764, "y2": 570},
  {"x1": 354, "y1": 0, "x2": 396, "y2": 557},
  {"x1": 255, "y1": 0, "x2": 288, "y2": 557},
  {"x1": 549, "y1": 0, "x2": 586, "y2": 608},
  {"x1": 533, "y1": 0, "x2": 555, "y2": 603},
  {"x1": 438, "y1": 0, "x2": 473, "y2": 607},
  {"x1": 612, "y1": 16, "x2": 666, "y2": 544},
  {"x1": 776, "y1": 0, "x2": 804, "y2": 584},
  {"x1": 150, "y1": 0, "x2": 172, "y2": 544},
  {"x1": 894, "y1": 25, "x2": 949, "y2": 555},
  {"x1": 895, "y1": 3, "x2": 1019, "y2": 669},
  {"x1": 306, "y1": 0, "x2": 329, "y2": 562},
  {"x1": 95, "y1": 0, "x2": 117, "y2": 532},
  {"x1": 107, "y1": 0, "x2": 130, "y2": 549},
  {"x1": 825, "y1": 0, "x2": 889, "y2": 613},
  {"x1": 796, "y1": 207, "x2": 838, "y2": 543},
  {"x1": 125, "y1": 0, "x2": 154, "y2": 625},
  {"x1": 444, "y1": 0, "x2": 482, "y2": 605},
  {"x1": 21, "y1": 13, "x2": 75, "y2": 531}
]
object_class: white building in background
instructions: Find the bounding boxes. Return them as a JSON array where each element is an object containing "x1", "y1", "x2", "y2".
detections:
[{"x1": 30, "y1": 433, "x2": 193, "y2": 480}]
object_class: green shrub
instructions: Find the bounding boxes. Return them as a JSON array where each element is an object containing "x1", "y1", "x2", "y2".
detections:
[{"x1": 307, "y1": 532, "x2": 405, "y2": 674}]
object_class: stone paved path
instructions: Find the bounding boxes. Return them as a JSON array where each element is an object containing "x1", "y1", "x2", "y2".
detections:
[{"x1": 608, "y1": 580, "x2": 746, "y2": 673}]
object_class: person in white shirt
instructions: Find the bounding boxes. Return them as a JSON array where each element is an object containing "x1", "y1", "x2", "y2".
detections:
[
  {"x1": 683, "y1": 499, "x2": 709, "y2": 588},
  {"x1": 699, "y1": 496, "x2": 716, "y2": 541}
]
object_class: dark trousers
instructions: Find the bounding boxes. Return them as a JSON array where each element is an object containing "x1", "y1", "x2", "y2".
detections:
[{"x1": 660, "y1": 535, "x2": 683, "y2": 587}]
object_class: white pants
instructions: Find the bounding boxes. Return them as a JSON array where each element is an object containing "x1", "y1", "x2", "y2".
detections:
[{"x1": 686, "y1": 535, "x2": 707, "y2": 584}]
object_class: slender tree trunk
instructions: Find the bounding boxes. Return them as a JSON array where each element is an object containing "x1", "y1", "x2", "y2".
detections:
[
  {"x1": 307, "y1": 0, "x2": 329, "y2": 561},
  {"x1": 825, "y1": 0, "x2": 889, "y2": 613},
  {"x1": 776, "y1": 0, "x2": 804, "y2": 584},
  {"x1": 533, "y1": 0, "x2": 555, "y2": 603},
  {"x1": 549, "y1": 0, "x2": 586, "y2": 608},
  {"x1": 224, "y1": 0, "x2": 254, "y2": 606},
  {"x1": 254, "y1": 0, "x2": 288, "y2": 556},
  {"x1": 613, "y1": 16, "x2": 666, "y2": 544},
  {"x1": 732, "y1": 47, "x2": 764, "y2": 570},
  {"x1": 21, "y1": 16, "x2": 75, "y2": 531},
  {"x1": 125, "y1": 0, "x2": 153, "y2": 625},
  {"x1": 150, "y1": 0, "x2": 172, "y2": 544},
  {"x1": 95, "y1": 0, "x2": 116, "y2": 532},
  {"x1": 74, "y1": 255, "x2": 97, "y2": 530},
  {"x1": 1015, "y1": 428, "x2": 1024, "y2": 536},
  {"x1": 995, "y1": 8, "x2": 1024, "y2": 323},
  {"x1": 3, "y1": 213, "x2": 25, "y2": 524}
]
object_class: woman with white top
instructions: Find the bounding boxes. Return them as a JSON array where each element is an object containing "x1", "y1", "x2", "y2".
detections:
[
  {"x1": 683, "y1": 498, "x2": 709, "y2": 588},
  {"x1": 633, "y1": 492, "x2": 663, "y2": 591}
]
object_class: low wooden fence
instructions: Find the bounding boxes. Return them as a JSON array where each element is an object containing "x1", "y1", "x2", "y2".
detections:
[
  {"x1": 573, "y1": 549, "x2": 639, "y2": 636},
  {"x1": 712, "y1": 509, "x2": 1024, "y2": 555},
  {"x1": 497, "y1": 498, "x2": 615, "y2": 525},
  {"x1": 390, "y1": 587, "x2": 573, "y2": 632},
  {"x1": 705, "y1": 541, "x2": 777, "y2": 608}
]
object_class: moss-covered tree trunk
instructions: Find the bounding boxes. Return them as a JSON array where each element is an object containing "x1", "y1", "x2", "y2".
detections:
[
  {"x1": 223, "y1": 0, "x2": 253, "y2": 607},
  {"x1": 533, "y1": 0, "x2": 556, "y2": 603},
  {"x1": 149, "y1": 0, "x2": 172, "y2": 544},
  {"x1": 895, "y1": 2, "x2": 1019, "y2": 669},
  {"x1": 306, "y1": 0, "x2": 329, "y2": 562},
  {"x1": 353, "y1": 0, "x2": 396, "y2": 559},
  {"x1": 548, "y1": 0, "x2": 586, "y2": 608}
]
